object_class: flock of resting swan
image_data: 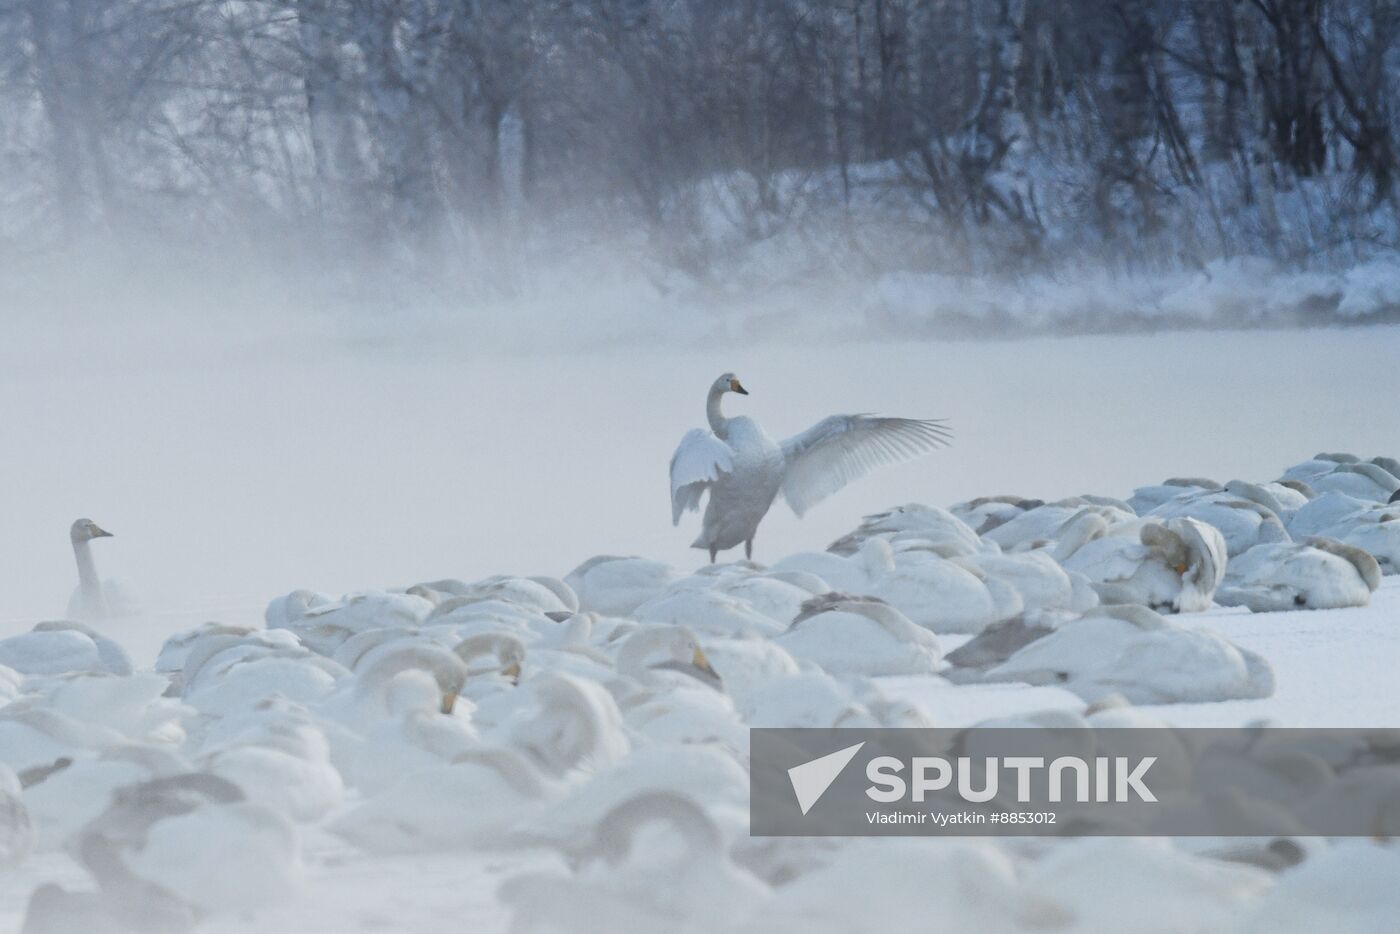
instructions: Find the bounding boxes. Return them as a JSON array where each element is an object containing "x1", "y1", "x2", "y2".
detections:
[{"x1": 3, "y1": 373, "x2": 1400, "y2": 932}]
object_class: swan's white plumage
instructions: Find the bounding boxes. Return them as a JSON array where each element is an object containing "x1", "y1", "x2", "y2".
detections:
[
  {"x1": 330, "y1": 749, "x2": 558, "y2": 853},
  {"x1": 670, "y1": 373, "x2": 948, "y2": 558},
  {"x1": 826, "y1": 503, "x2": 987, "y2": 557},
  {"x1": 202, "y1": 733, "x2": 345, "y2": 822},
  {"x1": 0, "y1": 707, "x2": 131, "y2": 775},
  {"x1": 534, "y1": 744, "x2": 749, "y2": 849},
  {"x1": 1303, "y1": 463, "x2": 1398, "y2": 501},
  {"x1": 1128, "y1": 479, "x2": 1222, "y2": 515},
  {"x1": 501, "y1": 792, "x2": 767, "y2": 934},
  {"x1": 869, "y1": 551, "x2": 1023, "y2": 633},
  {"x1": 0, "y1": 768, "x2": 33, "y2": 867},
  {"x1": 983, "y1": 500, "x2": 1134, "y2": 557},
  {"x1": 1289, "y1": 492, "x2": 1400, "y2": 574},
  {"x1": 22, "y1": 755, "x2": 166, "y2": 850},
  {"x1": 748, "y1": 839, "x2": 1041, "y2": 934},
  {"x1": 488, "y1": 672, "x2": 630, "y2": 778},
  {"x1": 1224, "y1": 478, "x2": 1311, "y2": 518},
  {"x1": 779, "y1": 414, "x2": 953, "y2": 518},
  {"x1": 122, "y1": 799, "x2": 302, "y2": 913},
  {"x1": 950, "y1": 494, "x2": 1046, "y2": 535},
  {"x1": 623, "y1": 686, "x2": 748, "y2": 757},
  {"x1": 696, "y1": 638, "x2": 800, "y2": 711},
  {"x1": 566, "y1": 556, "x2": 683, "y2": 616},
  {"x1": 774, "y1": 596, "x2": 941, "y2": 676},
  {"x1": 840, "y1": 504, "x2": 996, "y2": 554},
  {"x1": 984, "y1": 606, "x2": 1274, "y2": 704},
  {"x1": 65, "y1": 519, "x2": 141, "y2": 621},
  {"x1": 1061, "y1": 517, "x2": 1227, "y2": 613},
  {"x1": 670, "y1": 428, "x2": 736, "y2": 523},
  {"x1": 1147, "y1": 490, "x2": 1291, "y2": 556},
  {"x1": 955, "y1": 550, "x2": 1097, "y2": 615},
  {"x1": 0, "y1": 627, "x2": 131, "y2": 677},
  {"x1": 772, "y1": 537, "x2": 893, "y2": 593},
  {"x1": 1217, "y1": 539, "x2": 1380, "y2": 611},
  {"x1": 738, "y1": 670, "x2": 880, "y2": 728},
  {"x1": 634, "y1": 588, "x2": 784, "y2": 638},
  {"x1": 709, "y1": 574, "x2": 815, "y2": 626},
  {"x1": 27, "y1": 449, "x2": 1400, "y2": 929},
  {"x1": 28, "y1": 672, "x2": 186, "y2": 743}
]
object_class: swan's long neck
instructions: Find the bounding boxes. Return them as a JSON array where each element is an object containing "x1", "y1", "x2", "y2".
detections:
[
  {"x1": 533, "y1": 676, "x2": 622, "y2": 774},
  {"x1": 73, "y1": 539, "x2": 106, "y2": 617},
  {"x1": 706, "y1": 386, "x2": 729, "y2": 438},
  {"x1": 354, "y1": 645, "x2": 465, "y2": 709},
  {"x1": 1049, "y1": 511, "x2": 1106, "y2": 563},
  {"x1": 593, "y1": 793, "x2": 723, "y2": 866},
  {"x1": 859, "y1": 538, "x2": 896, "y2": 576},
  {"x1": 616, "y1": 628, "x2": 674, "y2": 679}
]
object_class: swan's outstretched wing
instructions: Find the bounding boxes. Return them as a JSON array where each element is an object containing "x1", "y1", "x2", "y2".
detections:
[
  {"x1": 670, "y1": 429, "x2": 735, "y2": 524},
  {"x1": 780, "y1": 415, "x2": 951, "y2": 517}
]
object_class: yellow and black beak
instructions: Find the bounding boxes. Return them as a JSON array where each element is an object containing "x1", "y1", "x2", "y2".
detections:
[
  {"x1": 692, "y1": 646, "x2": 719, "y2": 678},
  {"x1": 729, "y1": 378, "x2": 748, "y2": 395},
  {"x1": 501, "y1": 661, "x2": 521, "y2": 685},
  {"x1": 440, "y1": 691, "x2": 458, "y2": 715}
]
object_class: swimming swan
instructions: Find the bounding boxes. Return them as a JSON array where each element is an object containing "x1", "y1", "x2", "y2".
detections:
[
  {"x1": 670, "y1": 373, "x2": 950, "y2": 561},
  {"x1": 67, "y1": 520, "x2": 139, "y2": 621}
]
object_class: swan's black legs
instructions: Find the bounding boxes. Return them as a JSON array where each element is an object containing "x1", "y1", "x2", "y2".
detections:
[
  {"x1": 745, "y1": 538, "x2": 753, "y2": 559},
  {"x1": 709, "y1": 545, "x2": 717, "y2": 563}
]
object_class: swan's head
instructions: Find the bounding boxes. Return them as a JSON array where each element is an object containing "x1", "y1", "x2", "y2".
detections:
[
  {"x1": 353, "y1": 643, "x2": 468, "y2": 715},
  {"x1": 714, "y1": 372, "x2": 748, "y2": 396},
  {"x1": 453, "y1": 632, "x2": 527, "y2": 685},
  {"x1": 643, "y1": 626, "x2": 717, "y2": 677},
  {"x1": 70, "y1": 519, "x2": 113, "y2": 543},
  {"x1": 500, "y1": 644, "x2": 525, "y2": 684},
  {"x1": 616, "y1": 625, "x2": 718, "y2": 683}
]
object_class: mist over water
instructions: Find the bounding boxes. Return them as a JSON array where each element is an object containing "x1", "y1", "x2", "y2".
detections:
[
  {"x1": 5, "y1": 285, "x2": 1397, "y2": 660},
  {"x1": 6, "y1": 5, "x2": 1400, "y2": 930}
]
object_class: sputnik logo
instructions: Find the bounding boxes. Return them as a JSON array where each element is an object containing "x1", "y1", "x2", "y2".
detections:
[{"x1": 788, "y1": 742, "x2": 865, "y2": 815}]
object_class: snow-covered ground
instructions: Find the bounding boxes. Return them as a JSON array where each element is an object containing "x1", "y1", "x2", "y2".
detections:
[{"x1": 3, "y1": 317, "x2": 1399, "y2": 932}]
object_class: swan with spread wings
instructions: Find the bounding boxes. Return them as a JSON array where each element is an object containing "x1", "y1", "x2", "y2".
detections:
[{"x1": 670, "y1": 373, "x2": 951, "y2": 562}]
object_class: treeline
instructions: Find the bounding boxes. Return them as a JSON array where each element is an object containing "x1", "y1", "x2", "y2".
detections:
[{"x1": 1, "y1": 0, "x2": 1397, "y2": 288}]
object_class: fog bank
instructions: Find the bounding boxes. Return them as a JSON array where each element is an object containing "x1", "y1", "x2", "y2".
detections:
[{"x1": 4, "y1": 308, "x2": 1396, "y2": 662}]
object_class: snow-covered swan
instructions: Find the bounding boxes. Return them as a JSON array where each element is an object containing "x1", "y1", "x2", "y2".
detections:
[{"x1": 669, "y1": 373, "x2": 951, "y2": 561}]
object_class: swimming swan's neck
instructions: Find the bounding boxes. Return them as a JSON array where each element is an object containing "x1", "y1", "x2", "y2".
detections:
[
  {"x1": 73, "y1": 539, "x2": 105, "y2": 617},
  {"x1": 706, "y1": 386, "x2": 729, "y2": 438}
]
